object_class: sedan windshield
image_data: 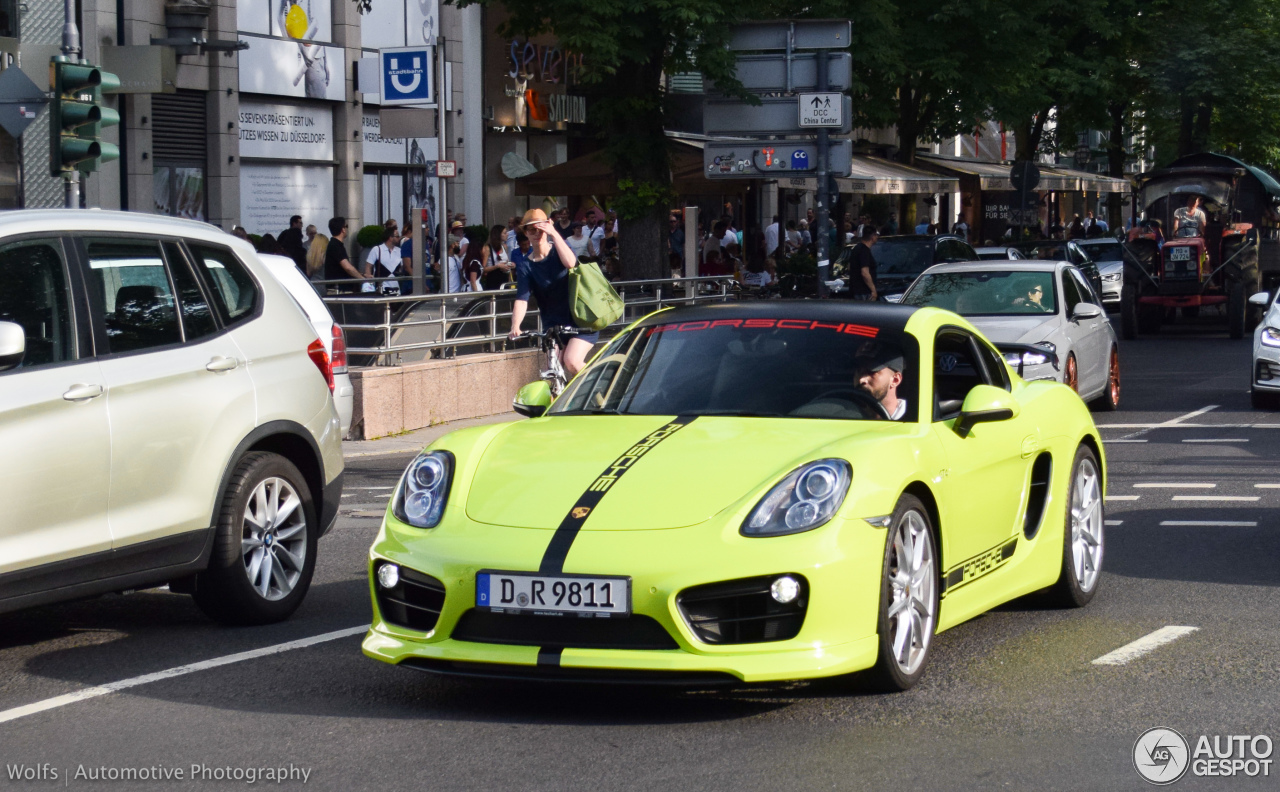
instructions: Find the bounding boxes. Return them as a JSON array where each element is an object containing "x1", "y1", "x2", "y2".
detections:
[
  {"x1": 902, "y1": 271, "x2": 1059, "y2": 316},
  {"x1": 549, "y1": 317, "x2": 920, "y2": 421}
]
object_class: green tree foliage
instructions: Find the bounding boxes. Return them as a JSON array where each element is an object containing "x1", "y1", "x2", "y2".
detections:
[{"x1": 454, "y1": 0, "x2": 760, "y2": 278}]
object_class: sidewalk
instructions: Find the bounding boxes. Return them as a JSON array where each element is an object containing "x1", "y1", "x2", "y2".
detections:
[{"x1": 342, "y1": 412, "x2": 521, "y2": 458}]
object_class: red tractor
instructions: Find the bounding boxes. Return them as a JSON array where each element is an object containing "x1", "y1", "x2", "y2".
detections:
[{"x1": 1122, "y1": 153, "x2": 1280, "y2": 339}]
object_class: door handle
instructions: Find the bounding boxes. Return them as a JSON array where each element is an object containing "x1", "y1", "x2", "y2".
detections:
[
  {"x1": 206, "y1": 356, "x2": 240, "y2": 372},
  {"x1": 63, "y1": 383, "x2": 104, "y2": 401}
]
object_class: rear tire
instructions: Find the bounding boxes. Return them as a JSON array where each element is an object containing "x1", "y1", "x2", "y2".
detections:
[
  {"x1": 1120, "y1": 284, "x2": 1138, "y2": 340},
  {"x1": 1228, "y1": 281, "x2": 1246, "y2": 339},
  {"x1": 1089, "y1": 346, "x2": 1120, "y2": 411},
  {"x1": 1137, "y1": 302, "x2": 1162, "y2": 335},
  {"x1": 192, "y1": 452, "x2": 318, "y2": 625},
  {"x1": 1047, "y1": 446, "x2": 1104, "y2": 608},
  {"x1": 865, "y1": 495, "x2": 938, "y2": 692}
]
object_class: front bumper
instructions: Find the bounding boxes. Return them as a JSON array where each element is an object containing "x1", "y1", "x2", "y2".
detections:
[
  {"x1": 1253, "y1": 341, "x2": 1280, "y2": 391},
  {"x1": 362, "y1": 511, "x2": 887, "y2": 684}
]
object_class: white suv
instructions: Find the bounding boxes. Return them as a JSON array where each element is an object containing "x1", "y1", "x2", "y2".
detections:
[{"x1": 0, "y1": 211, "x2": 344, "y2": 624}]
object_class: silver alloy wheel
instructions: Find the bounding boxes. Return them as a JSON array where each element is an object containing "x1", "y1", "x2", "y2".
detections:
[
  {"x1": 240, "y1": 476, "x2": 307, "y2": 601},
  {"x1": 1070, "y1": 457, "x2": 1104, "y2": 593},
  {"x1": 886, "y1": 509, "x2": 936, "y2": 676}
]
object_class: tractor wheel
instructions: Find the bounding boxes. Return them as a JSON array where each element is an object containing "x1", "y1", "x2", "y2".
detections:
[
  {"x1": 1120, "y1": 284, "x2": 1138, "y2": 340},
  {"x1": 1228, "y1": 281, "x2": 1246, "y2": 340},
  {"x1": 1181, "y1": 306, "x2": 1200, "y2": 320}
]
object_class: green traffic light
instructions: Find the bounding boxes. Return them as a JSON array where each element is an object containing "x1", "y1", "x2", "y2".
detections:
[{"x1": 49, "y1": 58, "x2": 121, "y2": 177}]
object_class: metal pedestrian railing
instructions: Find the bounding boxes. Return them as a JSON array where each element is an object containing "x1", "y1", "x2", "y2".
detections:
[{"x1": 313, "y1": 275, "x2": 741, "y2": 366}]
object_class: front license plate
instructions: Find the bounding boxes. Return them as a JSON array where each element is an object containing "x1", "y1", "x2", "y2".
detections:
[
  {"x1": 476, "y1": 571, "x2": 630, "y2": 617},
  {"x1": 1169, "y1": 246, "x2": 1191, "y2": 261}
]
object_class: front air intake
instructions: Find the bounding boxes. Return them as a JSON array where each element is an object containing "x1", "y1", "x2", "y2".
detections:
[
  {"x1": 677, "y1": 575, "x2": 808, "y2": 645},
  {"x1": 374, "y1": 564, "x2": 446, "y2": 633}
]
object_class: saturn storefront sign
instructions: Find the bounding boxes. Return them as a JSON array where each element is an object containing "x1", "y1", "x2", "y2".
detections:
[{"x1": 484, "y1": 11, "x2": 586, "y2": 130}]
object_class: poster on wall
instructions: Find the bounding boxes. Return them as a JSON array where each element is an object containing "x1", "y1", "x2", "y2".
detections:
[
  {"x1": 239, "y1": 0, "x2": 333, "y2": 45},
  {"x1": 241, "y1": 101, "x2": 334, "y2": 160},
  {"x1": 153, "y1": 167, "x2": 206, "y2": 221},
  {"x1": 362, "y1": 112, "x2": 407, "y2": 163},
  {"x1": 360, "y1": 0, "x2": 437, "y2": 49},
  {"x1": 240, "y1": 164, "x2": 335, "y2": 236},
  {"x1": 239, "y1": 36, "x2": 345, "y2": 101}
]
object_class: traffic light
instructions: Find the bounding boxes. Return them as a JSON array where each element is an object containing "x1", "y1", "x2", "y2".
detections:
[{"x1": 49, "y1": 58, "x2": 120, "y2": 177}]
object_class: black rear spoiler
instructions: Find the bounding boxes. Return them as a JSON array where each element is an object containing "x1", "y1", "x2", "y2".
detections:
[{"x1": 995, "y1": 343, "x2": 1060, "y2": 377}]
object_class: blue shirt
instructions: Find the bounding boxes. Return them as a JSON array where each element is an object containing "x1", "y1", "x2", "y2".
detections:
[{"x1": 516, "y1": 246, "x2": 576, "y2": 328}]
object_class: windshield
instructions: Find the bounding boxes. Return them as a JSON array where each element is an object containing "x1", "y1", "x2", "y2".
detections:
[
  {"x1": 902, "y1": 271, "x2": 1059, "y2": 316},
  {"x1": 1077, "y1": 242, "x2": 1123, "y2": 262},
  {"x1": 870, "y1": 239, "x2": 934, "y2": 276},
  {"x1": 549, "y1": 317, "x2": 920, "y2": 422},
  {"x1": 1010, "y1": 241, "x2": 1071, "y2": 261}
]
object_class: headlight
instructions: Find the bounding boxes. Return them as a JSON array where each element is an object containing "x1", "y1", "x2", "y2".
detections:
[
  {"x1": 1004, "y1": 342, "x2": 1056, "y2": 368},
  {"x1": 1102, "y1": 272, "x2": 1122, "y2": 282},
  {"x1": 741, "y1": 459, "x2": 851, "y2": 537},
  {"x1": 391, "y1": 451, "x2": 454, "y2": 528},
  {"x1": 1263, "y1": 328, "x2": 1280, "y2": 348}
]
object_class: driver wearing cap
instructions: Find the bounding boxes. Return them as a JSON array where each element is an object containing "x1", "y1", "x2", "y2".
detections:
[{"x1": 855, "y1": 343, "x2": 907, "y2": 420}]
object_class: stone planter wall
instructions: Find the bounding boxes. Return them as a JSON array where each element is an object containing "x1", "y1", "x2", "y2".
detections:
[{"x1": 348, "y1": 350, "x2": 541, "y2": 440}]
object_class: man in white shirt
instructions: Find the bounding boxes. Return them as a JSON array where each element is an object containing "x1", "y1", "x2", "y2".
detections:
[
  {"x1": 764, "y1": 215, "x2": 781, "y2": 259},
  {"x1": 855, "y1": 344, "x2": 908, "y2": 420},
  {"x1": 586, "y1": 208, "x2": 606, "y2": 257}
]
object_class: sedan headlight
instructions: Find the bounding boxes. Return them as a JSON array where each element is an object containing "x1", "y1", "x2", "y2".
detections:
[
  {"x1": 391, "y1": 451, "x2": 454, "y2": 528},
  {"x1": 1003, "y1": 342, "x2": 1056, "y2": 368},
  {"x1": 1262, "y1": 328, "x2": 1280, "y2": 348},
  {"x1": 1102, "y1": 272, "x2": 1122, "y2": 282},
  {"x1": 742, "y1": 459, "x2": 851, "y2": 537}
]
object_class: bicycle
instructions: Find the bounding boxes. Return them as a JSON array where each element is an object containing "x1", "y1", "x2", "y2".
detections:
[{"x1": 517, "y1": 326, "x2": 581, "y2": 396}]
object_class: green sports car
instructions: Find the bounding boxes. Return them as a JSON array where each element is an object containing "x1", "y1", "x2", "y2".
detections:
[{"x1": 362, "y1": 303, "x2": 1105, "y2": 690}]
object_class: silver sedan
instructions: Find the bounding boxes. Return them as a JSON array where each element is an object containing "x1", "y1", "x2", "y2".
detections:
[{"x1": 900, "y1": 260, "x2": 1121, "y2": 410}]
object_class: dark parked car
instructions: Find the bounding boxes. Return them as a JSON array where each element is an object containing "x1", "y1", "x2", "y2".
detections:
[
  {"x1": 1007, "y1": 239, "x2": 1103, "y2": 299},
  {"x1": 830, "y1": 234, "x2": 978, "y2": 299}
]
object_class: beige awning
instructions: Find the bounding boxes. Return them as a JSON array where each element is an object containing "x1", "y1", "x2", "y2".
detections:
[
  {"x1": 787, "y1": 155, "x2": 960, "y2": 194},
  {"x1": 918, "y1": 155, "x2": 1131, "y2": 193},
  {"x1": 1052, "y1": 166, "x2": 1131, "y2": 194}
]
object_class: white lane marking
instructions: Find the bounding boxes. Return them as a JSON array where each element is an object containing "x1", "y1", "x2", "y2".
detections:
[
  {"x1": 348, "y1": 486, "x2": 396, "y2": 490},
  {"x1": 1171, "y1": 495, "x2": 1260, "y2": 502},
  {"x1": 1105, "y1": 520, "x2": 1124, "y2": 526},
  {"x1": 0, "y1": 625, "x2": 369, "y2": 725},
  {"x1": 1133, "y1": 483, "x2": 1215, "y2": 488},
  {"x1": 1160, "y1": 520, "x2": 1258, "y2": 527},
  {"x1": 1092, "y1": 626, "x2": 1199, "y2": 666},
  {"x1": 1255, "y1": 483, "x2": 1280, "y2": 488},
  {"x1": 1113, "y1": 405, "x2": 1219, "y2": 442},
  {"x1": 1105, "y1": 439, "x2": 1148, "y2": 444},
  {"x1": 1106, "y1": 495, "x2": 1141, "y2": 501},
  {"x1": 1182, "y1": 438, "x2": 1249, "y2": 443}
]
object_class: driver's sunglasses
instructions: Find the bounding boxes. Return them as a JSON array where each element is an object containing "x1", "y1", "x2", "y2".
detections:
[{"x1": 1031, "y1": 287, "x2": 1043, "y2": 293}]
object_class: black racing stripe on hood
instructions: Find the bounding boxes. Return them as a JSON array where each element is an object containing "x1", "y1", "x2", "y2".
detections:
[{"x1": 537, "y1": 416, "x2": 698, "y2": 575}]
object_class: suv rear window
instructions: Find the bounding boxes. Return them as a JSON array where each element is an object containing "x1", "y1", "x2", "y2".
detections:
[{"x1": 187, "y1": 243, "x2": 258, "y2": 325}]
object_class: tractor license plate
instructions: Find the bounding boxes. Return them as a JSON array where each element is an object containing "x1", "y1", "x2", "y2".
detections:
[
  {"x1": 476, "y1": 571, "x2": 631, "y2": 617},
  {"x1": 1169, "y1": 247, "x2": 1191, "y2": 261}
]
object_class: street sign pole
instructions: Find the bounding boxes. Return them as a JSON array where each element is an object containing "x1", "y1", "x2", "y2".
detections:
[{"x1": 815, "y1": 45, "x2": 829, "y2": 297}]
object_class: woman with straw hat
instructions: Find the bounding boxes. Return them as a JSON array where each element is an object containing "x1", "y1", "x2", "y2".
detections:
[{"x1": 507, "y1": 207, "x2": 597, "y2": 377}]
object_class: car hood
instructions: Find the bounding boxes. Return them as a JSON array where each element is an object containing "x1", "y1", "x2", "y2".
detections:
[
  {"x1": 964, "y1": 314, "x2": 1060, "y2": 344},
  {"x1": 465, "y1": 415, "x2": 879, "y2": 530}
]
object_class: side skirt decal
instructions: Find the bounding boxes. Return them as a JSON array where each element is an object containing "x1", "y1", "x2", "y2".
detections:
[{"x1": 940, "y1": 536, "x2": 1018, "y2": 599}]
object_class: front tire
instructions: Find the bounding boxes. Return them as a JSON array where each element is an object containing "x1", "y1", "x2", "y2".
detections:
[
  {"x1": 1089, "y1": 346, "x2": 1121, "y2": 411},
  {"x1": 1228, "y1": 281, "x2": 1246, "y2": 339},
  {"x1": 866, "y1": 495, "x2": 938, "y2": 692},
  {"x1": 1048, "y1": 446, "x2": 1104, "y2": 608},
  {"x1": 1120, "y1": 284, "x2": 1138, "y2": 340},
  {"x1": 1252, "y1": 386, "x2": 1280, "y2": 410},
  {"x1": 192, "y1": 451, "x2": 318, "y2": 625}
]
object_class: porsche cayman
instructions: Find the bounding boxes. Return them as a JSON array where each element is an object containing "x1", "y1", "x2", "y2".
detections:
[{"x1": 362, "y1": 303, "x2": 1106, "y2": 690}]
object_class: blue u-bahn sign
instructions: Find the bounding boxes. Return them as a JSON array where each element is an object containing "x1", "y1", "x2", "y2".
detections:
[{"x1": 380, "y1": 46, "x2": 435, "y2": 107}]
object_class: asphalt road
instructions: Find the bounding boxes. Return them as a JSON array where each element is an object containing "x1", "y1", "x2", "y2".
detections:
[{"x1": 3, "y1": 313, "x2": 1279, "y2": 791}]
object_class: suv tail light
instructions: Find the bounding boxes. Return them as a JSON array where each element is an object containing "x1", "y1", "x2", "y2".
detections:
[
  {"x1": 307, "y1": 338, "x2": 334, "y2": 392},
  {"x1": 330, "y1": 323, "x2": 348, "y2": 375}
]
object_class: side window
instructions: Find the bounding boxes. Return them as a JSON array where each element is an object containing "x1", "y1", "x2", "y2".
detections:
[
  {"x1": 973, "y1": 339, "x2": 1011, "y2": 391},
  {"x1": 83, "y1": 238, "x2": 182, "y2": 354},
  {"x1": 1060, "y1": 271, "x2": 1082, "y2": 315},
  {"x1": 187, "y1": 243, "x2": 258, "y2": 326},
  {"x1": 0, "y1": 238, "x2": 75, "y2": 370},
  {"x1": 163, "y1": 241, "x2": 218, "y2": 340},
  {"x1": 935, "y1": 241, "x2": 960, "y2": 262},
  {"x1": 933, "y1": 330, "x2": 985, "y2": 421},
  {"x1": 1070, "y1": 268, "x2": 1099, "y2": 305}
]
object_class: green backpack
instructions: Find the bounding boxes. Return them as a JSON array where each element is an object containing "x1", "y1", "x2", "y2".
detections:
[{"x1": 568, "y1": 261, "x2": 624, "y2": 331}]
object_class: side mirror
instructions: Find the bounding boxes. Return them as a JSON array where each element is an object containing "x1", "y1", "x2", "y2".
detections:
[
  {"x1": 512, "y1": 380, "x2": 552, "y2": 418},
  {"x1": 1071, "y1": 302, "x2": 1104, "y2": 320},
  {"x1": 954, "y1": 384, "x2": 1019, "y2": 438},
  {"x1": 0, "y1": 321, "x2": 24, "y2": 372},
  {"x1": 1249, "y1": 292, "x2": 1271, "y2": 307}
]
